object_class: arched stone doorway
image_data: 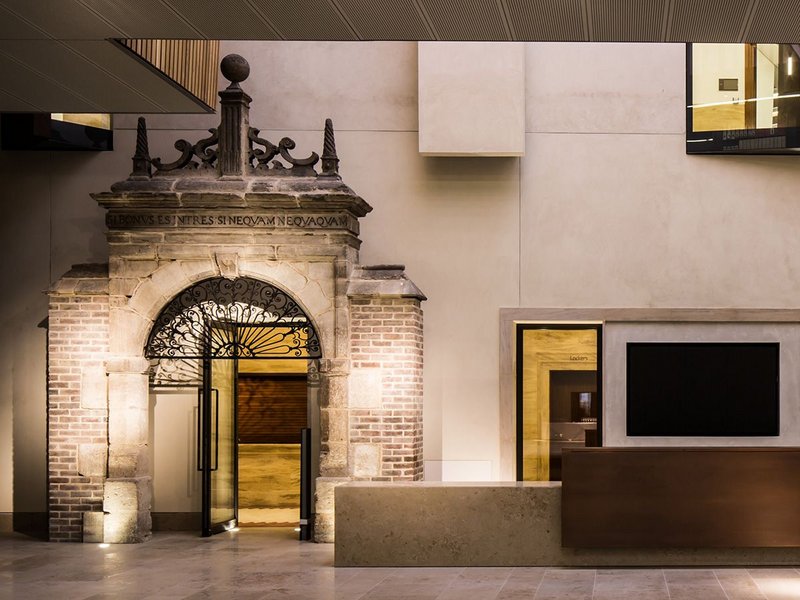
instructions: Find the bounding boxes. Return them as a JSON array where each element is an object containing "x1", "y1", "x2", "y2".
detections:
[
  {"x1": 45, "y1": 54, "x2": 426, "y2": 544},
  {"x1": 145, "y1": 276, "x2": 321, "y2": 537}
]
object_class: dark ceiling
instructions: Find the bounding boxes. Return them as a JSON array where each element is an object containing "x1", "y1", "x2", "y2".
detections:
[{"x1": 1, "y1": 0, "x2": 798, "y2": 113}]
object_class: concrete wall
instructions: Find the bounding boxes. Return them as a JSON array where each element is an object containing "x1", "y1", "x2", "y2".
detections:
[{"x1": 3, "y1": 41, "x2": 800, "y2": 515}]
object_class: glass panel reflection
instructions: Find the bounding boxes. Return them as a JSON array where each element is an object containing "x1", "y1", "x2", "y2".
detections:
[
  {"x1": 688, "y1": 43, "x2": 800, "y2": 153},
  {"x1": 210, "y1": 357, "x2": 236, "y2": 527}
]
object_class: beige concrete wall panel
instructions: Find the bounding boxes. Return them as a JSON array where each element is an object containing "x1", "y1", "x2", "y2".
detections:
[
  {"x1": 525, "y1": 43, "x2": 685, "y2": 134},
  {"x1": 519, "y1": 132, "x2": 800, "y2": 308},
  {"x1": 0, "y1": 152, "x2": 52, "y2": 514},
  {"x1": 220, "y1": 41, "x2": 418, "y2": 133},
  {"x1": 340, "y1": 130, "x2": 520, "y2": 479},
  {"x1": 419, "y1": 42, "x2": 525, "y2": 156}
]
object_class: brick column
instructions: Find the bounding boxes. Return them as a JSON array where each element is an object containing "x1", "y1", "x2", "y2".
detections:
[
  {"x1": 47, "y1": 264, "x2": 110, "y2": 542},
  {"x1": 347, "y1": 266, "x2": 426, "y2": 481}
]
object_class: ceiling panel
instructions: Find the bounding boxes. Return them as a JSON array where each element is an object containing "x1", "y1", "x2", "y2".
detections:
[
  {"x1": 79, "y1": 0, "x2": 201, "y2": 38},
  {"x1": 0, "y1": 88, "x2": 38, "y2": 111},
  {"x1": 0, "y1": 5, "x2": 48, "y2": 39},
  {"x1": 247, "y1": 0, "x2": 356, "y2": 40},
  {"x1": 336, "y1": 0, "x2": 433, "y2": 40},
  {"x1": 164, "y1": 0, "x2": 279, "y2": 40},
  {"x1": 746, "y1": 0, "x2": 800, "y2": 42},
  {"x1": 669, "y1": 0, "x2": 751, "y2": 42},
  {"x1": 1, "y1": 0, "x2": 123, "y2": 39},
  {"x1": 0, "y1": 49, "x2": 99, "y2": 112},
  {"x1": 0, "y1": 40, "x2": 165, "y2": 112},
  {"x1": 71, "y1": 41, "x2": 212, "y2": 112},
  {"x1": 589, "y1": 0, "x2": 667, "y2": 41},
  {"x1": 419, "y1": 0, "x2": 509, "y2": 41},
  {"x1": 505, "y1": 0, "x2": 585, "y2": 41}
]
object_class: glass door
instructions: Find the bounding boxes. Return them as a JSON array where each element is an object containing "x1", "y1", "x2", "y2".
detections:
[
  {"x1": 201, "y1": 356, "x2": 238, "y2": 536},
  {"x1": 516, "y1": 324, "x2": 602, "y2": 481}
]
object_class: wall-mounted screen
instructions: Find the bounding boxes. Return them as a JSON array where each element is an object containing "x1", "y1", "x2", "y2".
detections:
[
  {"x1": 687, "y1": 43, "x2": 800, "y2": 154},
  {"x1": 627, "y1": 342, "x2": 779, "y2": 436}
]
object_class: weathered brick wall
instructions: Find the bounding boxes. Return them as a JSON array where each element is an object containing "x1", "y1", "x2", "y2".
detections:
[
  {"x1": 47, "y1": 265, "x2": 109, "y2": 542},
  {"x1": 349, "y1": 297, "x2": 423, "y2": 481}
]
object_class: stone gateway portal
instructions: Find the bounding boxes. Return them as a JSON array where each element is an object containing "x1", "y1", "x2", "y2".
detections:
[{"x1": 46, "y1": 54, "x2": 425, "y2": 544}]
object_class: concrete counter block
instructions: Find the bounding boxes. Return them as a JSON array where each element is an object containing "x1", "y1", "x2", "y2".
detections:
[{"x1": 334, "y1": 482, "x2": 800, "y2": 567}]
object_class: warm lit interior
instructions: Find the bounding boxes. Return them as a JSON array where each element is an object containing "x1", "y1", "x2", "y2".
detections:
[
  {"x1": 50, "y1": 113, "x2": 112, "y2": 130},
  {"x1": 691, "y1": 43, "x2": 800, "y2": 132},
  {"x1": 519, "y1": 326, "x2": 599, "y2": 481},
  {"x1": 237, "y1": 358, "x2": 307, "y2": 526}
]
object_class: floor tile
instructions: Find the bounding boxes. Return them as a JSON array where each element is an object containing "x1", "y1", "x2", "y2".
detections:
[
  {"x1": 664, "y1": 569, "x2": 728, "y2": 600},
  {"x1": 533, "y1": 569, "x2": 595, "y2": 600},
  {"x1": 3, "y1": 532, "x2": 800, "y2": 600},
  {"x1": 592, "y1": 569, "x2": 669, "y2": 600},
  {"x1": 714, "y1": 569, "x2": 767, "y2": 600},
  {"x1": 748, "y1": 568, "x2": 800, "y2": 600}
]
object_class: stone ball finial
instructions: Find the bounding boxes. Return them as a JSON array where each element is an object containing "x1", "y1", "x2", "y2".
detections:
[{"x1": 220, "y1": 54, "x2": 250, "y2": 85}]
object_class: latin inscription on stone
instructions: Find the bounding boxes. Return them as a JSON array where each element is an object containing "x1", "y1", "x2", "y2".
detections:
[{"x1": 107, "y1": 213, "x2": 353, "y2": 230}]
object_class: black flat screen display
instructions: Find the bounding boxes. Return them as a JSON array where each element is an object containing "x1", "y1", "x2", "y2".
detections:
[{"x1": 626, "y1": 342, "x2": 779, "y2": 436}]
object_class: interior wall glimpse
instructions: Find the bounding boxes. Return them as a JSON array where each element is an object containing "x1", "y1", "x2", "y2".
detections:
[
  {"x1": 150, "y1": 390, "x2": 201, "y2": 513},
  {"x1": 237, "y1": 360, "x2": 307, "y2": 527}
]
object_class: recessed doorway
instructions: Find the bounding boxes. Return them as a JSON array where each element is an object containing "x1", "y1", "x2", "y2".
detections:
[
  {"x1": 237, "y1": 359, "x2": 308, "y2": 528},
  {"x1": 516, "y1": 323, "x2": 602, "y2": 481}
]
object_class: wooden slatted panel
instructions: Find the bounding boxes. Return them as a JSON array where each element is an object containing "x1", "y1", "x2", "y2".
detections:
[
  {"x1": 121, "y1": 38, "x2": 219, "y2": 108},
  {"x1": 562, "y1": 448, "x2": 800, "y2": 548},
  {"x1": 237, "y1": 375, "x2": 307, "y2": 444}
]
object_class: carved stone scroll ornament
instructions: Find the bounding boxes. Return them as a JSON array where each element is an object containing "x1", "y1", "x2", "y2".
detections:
[
  {"x1": 249, "y1": 128, "x2": 320, "y2": 176},
  {"x1": 127, "y1": 54, "x2": 342, "y2": 179},
  {"x1": 150, "y1": 128, "x2": 218, "y2": 173}
]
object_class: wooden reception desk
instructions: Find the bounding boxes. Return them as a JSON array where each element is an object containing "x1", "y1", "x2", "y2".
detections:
[{"x1": 562, "y1": 448, "x2": 800, "y2": 548}]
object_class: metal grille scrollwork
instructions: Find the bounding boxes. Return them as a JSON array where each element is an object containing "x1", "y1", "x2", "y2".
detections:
[{"x1": 146, "y1": 277, "x2": 321, "y2": 386}]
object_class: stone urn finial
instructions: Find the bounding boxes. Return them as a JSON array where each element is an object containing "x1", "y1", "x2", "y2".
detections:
[
  {"x1": 220, "y1": 54, "x2": 250, "y2": 90},
  {"x1": 217, "y1": 54, "x2": 252, "y2": 177}
]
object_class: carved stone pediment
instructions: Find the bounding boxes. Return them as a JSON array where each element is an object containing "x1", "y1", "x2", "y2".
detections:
[{"x1": 94, "y1": 54, "x2": 371, "y2": 243}]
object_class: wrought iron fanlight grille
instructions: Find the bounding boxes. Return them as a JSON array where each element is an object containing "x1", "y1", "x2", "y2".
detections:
[{"x1": 146, "y1": 277, "x2": 320, "y2": 385}]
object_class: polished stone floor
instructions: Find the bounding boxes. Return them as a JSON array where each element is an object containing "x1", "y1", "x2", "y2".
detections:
[{"x1": 2, "y1": 529, "x2": 800, "y2": 599}]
